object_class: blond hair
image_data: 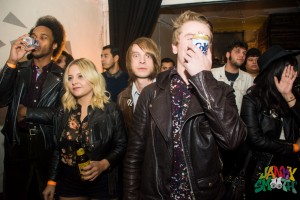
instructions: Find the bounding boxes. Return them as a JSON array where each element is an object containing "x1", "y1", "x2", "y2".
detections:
[
  {"x1": 62, "y1": 58, "x2": 109, "y2": 111},
  {"x1": 126, "y1": 37, "x2": 160, "y2": 82},
  {"x1": 172, "y1": 10, "x2": 213, "y2": 46}
]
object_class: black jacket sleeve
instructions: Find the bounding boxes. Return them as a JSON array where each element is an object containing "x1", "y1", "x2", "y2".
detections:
[
  {"x1": 189, "y1": 71, "x2": 247, "y2": 150},
  {"x1": 0, "y1": 65, "x2": 17, "y2": 107}
]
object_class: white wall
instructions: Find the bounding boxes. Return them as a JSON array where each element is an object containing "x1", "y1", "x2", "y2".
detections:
[{"x1": 0, "y1": 0, "x2": 108, "y2": 193}]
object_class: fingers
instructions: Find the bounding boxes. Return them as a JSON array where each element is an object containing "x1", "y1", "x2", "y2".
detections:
[
  {"x1": 44, "y1": 194, "x2": 54, "y2": 200},
  {"x1": 185, "y1": 43, "x2": 210, "y2": 63},
  {"x1": 17, "y1": 104, "x2": 27, "y2": 122},
  {"x1": 207, "y1": 48, "x2": 212, "y2": 60},
  {"x1": 276, "y1": 65, "x2": 297, "y2": 96},
  {"x1": 43, "y1": 191, "x2": 54, "y2": 200},
  {"x1": 81, "y1": 162, "x2": 101, "y2": 181},
  {"x1": 283, "y1": 65, "x2": 297, "y2": 80},
  {"x1": 13, "y1": 34, "x2": 35, "y2": 51},
  {"x1": 81, "y1": 171, "x2": 98, "y2": 181},
  {"x1": 184, "y1": 44, "x2": 195, "y2": 62},
  {"x1": 297, "y1": 138, "x2": 300, "y2": 146},
  {"x1": 187, "y1": 43, "x2": 201, "y2": 56},
  {"x1": 14, "y1": 35, "x2": 27, "y2": 47}
]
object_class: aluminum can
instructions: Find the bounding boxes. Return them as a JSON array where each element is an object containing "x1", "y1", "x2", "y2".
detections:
[{"x1": 192, "y1": 34, "x2": 209, "y2": 54}]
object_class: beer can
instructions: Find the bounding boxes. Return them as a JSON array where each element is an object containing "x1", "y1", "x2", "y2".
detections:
[{"x1": 192, "y1": 34, "x2": 209, "y2": 55}]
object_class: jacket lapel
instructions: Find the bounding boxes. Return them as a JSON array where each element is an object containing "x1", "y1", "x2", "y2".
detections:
[
  {"x1": 150, "y1": 85, "x2": 204, "y2": 142},
  {"x1": 39, "y1": 64, "x2": 63, "y2": 106},
  {"x1": 18, "y1": 61, "x2": 33, "y2": 95},
  {"x1": 149, "y1": 86, "x2": 172, "y2": 142}
]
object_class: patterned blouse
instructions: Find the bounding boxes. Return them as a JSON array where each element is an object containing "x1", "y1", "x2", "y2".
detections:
[
  {"x1": 59, "y1": 104, "x2": 92, "y2": 167},
  {"x1": 170, "y1": 72, "x2": 192, "y2": 200}
]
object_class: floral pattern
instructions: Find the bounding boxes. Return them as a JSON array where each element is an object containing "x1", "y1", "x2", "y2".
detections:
[{"x1": 60, "y1": 105, "x2": 91, "y2": 167}]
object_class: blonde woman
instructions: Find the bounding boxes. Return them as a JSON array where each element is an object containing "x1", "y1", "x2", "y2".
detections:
[{"x1": 27, "y1": 58, "x2": 127, "y2": 200}]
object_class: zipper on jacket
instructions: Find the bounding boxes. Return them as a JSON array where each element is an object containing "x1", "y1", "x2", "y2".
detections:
[
  {"x1": 180, "y1": 133, "x2": 196, "y2": 200},
  {"x1": 39, "y1": 124, "x2": 47, "y2": 149},
  {"x1": 14, "y1": 83, "x2": 25, "y2": 145},
  {"x1": 177, "y1": 111, "x2": 206, "y2": 200},
  {"x1": 151, "y1": 118, "x2": 164, "y2": 199},
  {"x1": 180, "y1": 113, "x2": 205, "y2": 200},
  {"x1": 178, "y1": 118, "x2": 196, "y2": 200}
]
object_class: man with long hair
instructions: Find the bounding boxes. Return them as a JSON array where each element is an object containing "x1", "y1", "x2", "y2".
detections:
[{"x1": 117, "y1": 37, "x2": 160, "y2": 133}]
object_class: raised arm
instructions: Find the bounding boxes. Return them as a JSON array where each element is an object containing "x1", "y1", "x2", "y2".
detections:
[{"x1": 189, "y1": 70, "x2": 247, "y2": 150}]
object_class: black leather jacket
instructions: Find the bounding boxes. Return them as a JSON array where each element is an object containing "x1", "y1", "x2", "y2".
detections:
[
  {"x1": 0, "y1": 61, "x2": 64, "y2": 148},
  {"x1": 117, "y1": 83, "x2": 134, "y2": 134},
  {"x1": 123, "y1": 70, "x2": 247, "y2": 200},
  {"x1": 26, "y1": 102, "x2": 127, "y2": 182},
  {"x1": 240, "y1": 93, "x2": 300, "y2": 156}
]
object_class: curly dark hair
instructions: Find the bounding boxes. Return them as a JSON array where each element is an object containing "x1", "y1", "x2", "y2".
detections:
[
  {"x1": 227, "y1": 40, "x2": 248, "y2": 53},
  {"x1": 30, "y1": 15, "x2": 66, "y2": 61}
]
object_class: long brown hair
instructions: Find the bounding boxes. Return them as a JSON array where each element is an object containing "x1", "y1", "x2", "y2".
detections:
[{"x1": 126, "y1": 37, "x2": 160, "y2": 82}]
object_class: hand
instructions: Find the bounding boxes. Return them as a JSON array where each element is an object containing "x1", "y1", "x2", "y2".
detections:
[
  {"x1": 183, "y1": 43, "x2": 212, "y2": 76},
  {"x1": 42, "y1": 185, "x2": 55, "y2": 200},
  {"x1": 274, "y1": 65, "x2": 297, "y2": 100},
  {"x1": 296, "y1": 138, "x2": 300, "y2": 148},
  {"x1": 17, "y1": 104, "x2": 27, "y2": 122},
  {"x1": 81, "y1": 159, "x2": 110, "y2": 181},
  {"x1": 7, "y1": 34, "x2": 35, "y2": 65}
]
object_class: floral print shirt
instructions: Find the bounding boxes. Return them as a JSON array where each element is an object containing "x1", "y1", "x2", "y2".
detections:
[{"x1": 60, "y1": 104, "x2": 91, "y2": 167}]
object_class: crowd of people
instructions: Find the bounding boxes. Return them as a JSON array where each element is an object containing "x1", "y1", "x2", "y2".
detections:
[{"x1": 0, "y1": 9, "x2": 299, "y2": 200}]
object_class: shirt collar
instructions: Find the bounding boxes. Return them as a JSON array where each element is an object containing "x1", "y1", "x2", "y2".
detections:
[
  {"x1": 132, "y1": 82, "x2": 140, "y2": 97},
  {"x1": 169, "y1": 67, "x2": 178, "y2": 77},
  {"x1": 104, "y1": 70, "x2": 122, "y2": 78},
  {"x1": 31, "y1": 61, "x2": 53, "y2": 73}
]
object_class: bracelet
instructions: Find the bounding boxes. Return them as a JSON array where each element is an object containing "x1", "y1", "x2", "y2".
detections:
[
  {"x1": 6, "y1": 62, "x2": 16, "y2": 68},
  {"x1": 293, "y1": 144, "x2": 299, "y2": 153},
  {"x1": 287, "y1": 98, "x2": 296, "y2": 103},
  {"x1": 47, "y1": 180, "x2": 57, "y2": 186}
]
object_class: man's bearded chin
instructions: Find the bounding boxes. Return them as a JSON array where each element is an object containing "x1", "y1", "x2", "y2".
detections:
[
  {"x1": 32, "y1": 52, "x2": 44, "y2": 59},
  {"x1": 229, "y1": 56, "x2": 242, "y2": 69}
]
